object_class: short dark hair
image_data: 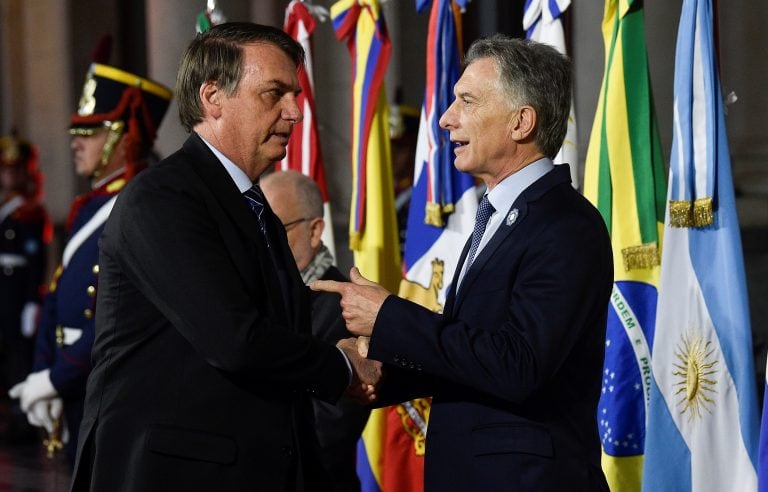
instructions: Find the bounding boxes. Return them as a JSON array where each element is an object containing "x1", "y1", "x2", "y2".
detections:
[
  {"x1": 176, "y1": 22, "x2": 305, "y2": 132},
  {"x1": 465, "y1": 35, "x2": 571, "y2": 159}
]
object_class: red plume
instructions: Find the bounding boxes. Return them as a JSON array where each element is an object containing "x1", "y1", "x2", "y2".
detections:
[{"x1": 91, "y1": 33, "x2": 113, "y2": 64}]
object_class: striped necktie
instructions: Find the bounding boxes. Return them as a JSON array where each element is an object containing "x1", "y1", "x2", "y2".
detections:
[
  {"x1": 243, "y1": 185, "x2": 272, "y2": 247},
  {"x1": 466, "y1": 194, "x2": 495, "y2": 267}
]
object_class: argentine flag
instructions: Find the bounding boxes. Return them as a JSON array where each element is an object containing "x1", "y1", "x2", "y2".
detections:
[{"x1": 642, "y1": 0, "x2": 760, "y2": 490}]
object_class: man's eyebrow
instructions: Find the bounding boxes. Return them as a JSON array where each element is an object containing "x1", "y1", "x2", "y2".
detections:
[{"x1": 264, "y1": 79, "x2": 302, "y2": 95}]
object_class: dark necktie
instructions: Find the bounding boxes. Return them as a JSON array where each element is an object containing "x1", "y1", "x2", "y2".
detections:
[
  {"x1": 243, "y1": 185, "x2": 273, "y2": 247},
  {"x1": 243, "y1": 185, "x2": 292, "y2": 312},
  {"x1": 466, "y1": 195, "x2": 495, "y2": 267}
]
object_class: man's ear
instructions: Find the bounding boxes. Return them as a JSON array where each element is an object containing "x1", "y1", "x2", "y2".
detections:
[
  {"x1": 508, "y1": 105, "x2": 537, "y2": 141},
  {"x1": 199, "y1": 81, "x2": 223, "y2": 119},
  {"x1": 309, "y1": 217, "x2": 324, "y2": 250}
]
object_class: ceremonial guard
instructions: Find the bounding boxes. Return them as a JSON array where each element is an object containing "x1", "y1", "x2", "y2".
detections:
[
  {"x1": 0, "y1": 133, "x2": 51, "y2": 442},
  {"x1": 8, "y1": 62, "x2": 171, "y2": 464}
]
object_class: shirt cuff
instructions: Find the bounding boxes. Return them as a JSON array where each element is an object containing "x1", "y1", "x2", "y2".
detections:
[{"x1": 337, "y1": 347, "x2": 353, "y2": 386}]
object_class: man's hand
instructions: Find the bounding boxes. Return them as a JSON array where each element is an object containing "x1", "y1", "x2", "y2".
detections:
[
  {"x1": 311, "y1": 267, "x2": 391, "y2": 337},
  {"x1": 27, "y1": 397, "x2": 63, "y2": 434},
  {"x1": 337, "y1": 337, "x2": 383, "y2": 404},
  {"x1": 8, "y1": 369, "x2": 57, "y2": 412}
]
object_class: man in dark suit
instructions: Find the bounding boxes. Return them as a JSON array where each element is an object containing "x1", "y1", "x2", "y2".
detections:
[
  {"x1": 313, "y1": 36, "x2": 613, "y2": 491},
  {"x1": 71, "y1": 23, "x2": 379, "y2": 491},
  {"x1": 262, "y1": 170, "x2": 371, "y2": 492}
]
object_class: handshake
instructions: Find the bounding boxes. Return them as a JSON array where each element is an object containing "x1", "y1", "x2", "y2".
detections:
[
  {"x1": 313, "y1": 267, "x2": 393, "y2": 405},
  {"x1": 337, "y1": 336, "x2": 381, "y2": 404}
]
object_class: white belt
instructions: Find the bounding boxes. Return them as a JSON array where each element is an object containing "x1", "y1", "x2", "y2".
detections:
[{"x1": 0, "y1": 253, "x2": 28, "y2": 268}]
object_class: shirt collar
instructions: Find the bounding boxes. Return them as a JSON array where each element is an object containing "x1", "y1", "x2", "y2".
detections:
[
  {"x1": 486, "y1": 157, "x2": 554, "y2": 214},
  {"x1": 197, "y1": 133, "x2": 253, "y2": 193}
]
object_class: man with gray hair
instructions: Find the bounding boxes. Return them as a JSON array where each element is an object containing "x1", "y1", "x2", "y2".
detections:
[
  {"x1": 262, "y1": 170, "x2": 370, "y2": 492},
  {"x1": 313, "y1": 35, "x2": 612, "y2": 491}
]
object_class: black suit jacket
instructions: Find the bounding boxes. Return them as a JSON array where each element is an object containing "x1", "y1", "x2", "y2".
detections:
[
  {"x1": 370, "y1": 165, "x2": 613, "y2": 491},
  {"x1": 71, "y1": 134, "x2": 349, "y2": 492}
]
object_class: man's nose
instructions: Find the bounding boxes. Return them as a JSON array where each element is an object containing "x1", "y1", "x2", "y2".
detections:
[
  {"x1": 439, "y1": 101, "x2": 457, "y2": 130},
  {"x1": 283, "y1": 96, "x2": 303, "y2": 124}
]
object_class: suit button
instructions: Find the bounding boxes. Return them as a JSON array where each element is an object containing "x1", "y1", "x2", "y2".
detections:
[
  {"x1": 4, "y1": 229, "x2": 14, "y2": 240},
  {"x1": 281, "y1": 446, "x2": 294, "y2": 457},
  {"x1": 84, "y1": 308, "x2": 94, "y2": 320},
  {"x1": 92, "y1": 264, "x2": 99, "y2": 275},
  {"x1": 87, "y1": 286, "x2": 96, "y2": 297}
]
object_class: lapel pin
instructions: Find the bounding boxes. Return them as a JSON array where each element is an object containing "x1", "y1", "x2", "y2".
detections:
[{"x1": 505, "y1": 208, "x2": 519, "y2": 226}]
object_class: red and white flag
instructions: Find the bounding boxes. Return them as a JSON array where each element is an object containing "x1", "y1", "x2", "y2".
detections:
[{"x1": 281, "y1": 0, "x2": 336, "y2": 257}]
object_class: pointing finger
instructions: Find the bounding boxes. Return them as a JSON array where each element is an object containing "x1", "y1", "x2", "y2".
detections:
[{"x1": 310, "y1": 279, "x2": 345, "y2": 294}]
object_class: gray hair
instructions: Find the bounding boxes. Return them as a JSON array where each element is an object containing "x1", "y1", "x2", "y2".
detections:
[
  {"x1": 261, "y1": 170, "x2": 323, "y2": 219},
  {"x1": 465, "y1": 35, "x2": 571, "y2": 159},
  {"x1": 176, "y1": 22, "x2": 304, "y2": 132}
]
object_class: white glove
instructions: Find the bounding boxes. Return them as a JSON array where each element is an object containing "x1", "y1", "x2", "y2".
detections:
[
  {"x1": 21, "y1": 302, "x2": 40, "y2": 338},
  {"x1": 15, "y1": 369, "x2": 57, "y2": 412},
  {"x1": 27, "y1": 397, "x2": 63, "y2": 434}
]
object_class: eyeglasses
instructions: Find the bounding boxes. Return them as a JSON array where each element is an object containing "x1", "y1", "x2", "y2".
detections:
[{"x1": 282, "y1": 217, "x2": 314, "y2": 231}]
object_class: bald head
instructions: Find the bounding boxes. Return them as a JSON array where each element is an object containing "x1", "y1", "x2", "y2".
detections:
[{"x1": 261, "y1": 170, "x2": 325, "y2": 271}]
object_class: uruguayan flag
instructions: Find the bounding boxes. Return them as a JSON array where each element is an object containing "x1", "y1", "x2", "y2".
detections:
[{"x1": 642, "y1": 0, "x2": 760, "y2": 490}]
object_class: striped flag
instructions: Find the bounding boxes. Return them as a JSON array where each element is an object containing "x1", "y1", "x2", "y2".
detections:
[
  {"x1": 642, "y1": 0, "x2": 760, "y2": 490},
  {"x1": 522, "y1": 0, "x2": 578, "y2": 188},
  {"x1": 358, "y1": 1, "x2": 478, "y2": 491},
  {"x1": 281, "y1": 1, "x2": 336, "y2": 258},
  {"x1": 331, "y1": 2, "x2": 402, "y2": 490},
  {"x1": 583, "y1": 1, "x2": 667, "y2": 491},
  {"x1": 331, "y1": 0, "x2": 401, "y2": 294}
]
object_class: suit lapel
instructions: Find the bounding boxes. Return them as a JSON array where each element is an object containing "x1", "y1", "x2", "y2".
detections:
[
  {"x1": 181, "y1": 134, "x2": 296, "y2": 325},
  {"x1": 448, "y1": 165, "x2": 572, "y2": 317}
]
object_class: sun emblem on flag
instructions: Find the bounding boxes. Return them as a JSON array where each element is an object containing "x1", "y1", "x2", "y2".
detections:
[{"x1": 671, "y1": 332, "x2": 718, "y2": 421}]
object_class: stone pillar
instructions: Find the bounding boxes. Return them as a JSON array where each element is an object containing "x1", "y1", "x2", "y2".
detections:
[
  {"x1": 144, "y1": 0, "x2": 200, "y2": 158},
  {"x1": 0, "y1": 0, "x2": 74, "y2": 224}
]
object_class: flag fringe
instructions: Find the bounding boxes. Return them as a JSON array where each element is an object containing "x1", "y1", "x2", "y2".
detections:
[
  {"x1": 424, "y1": 202, "x2": 445, "y2": 227},
  {"x1": 669, "y1": 197, "x2": 714, "y2": 228},
  {"x1": 621, "y1": 243, "x2": 660, "y2": 271}
]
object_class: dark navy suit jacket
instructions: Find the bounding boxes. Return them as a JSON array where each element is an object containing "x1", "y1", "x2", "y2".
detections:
[{"x1": 370, "y1": 165, "x2": 613, "y2": 491}]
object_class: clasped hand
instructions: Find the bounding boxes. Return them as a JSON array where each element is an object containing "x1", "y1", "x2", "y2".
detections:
[{"x1": 337, "y1": 337, "x2": 381, "y2": 404}]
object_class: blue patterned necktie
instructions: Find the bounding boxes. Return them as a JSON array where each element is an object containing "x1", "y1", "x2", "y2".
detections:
[
  {"x1": 466, "y1": 194, "x2": 495, "y2": 267},
  {"x1": 243, "y1": 184, "x2": 293, "y2": 312},
  {"x1": 243, "y1": 185, "x2": 272, "y2": 247}
]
